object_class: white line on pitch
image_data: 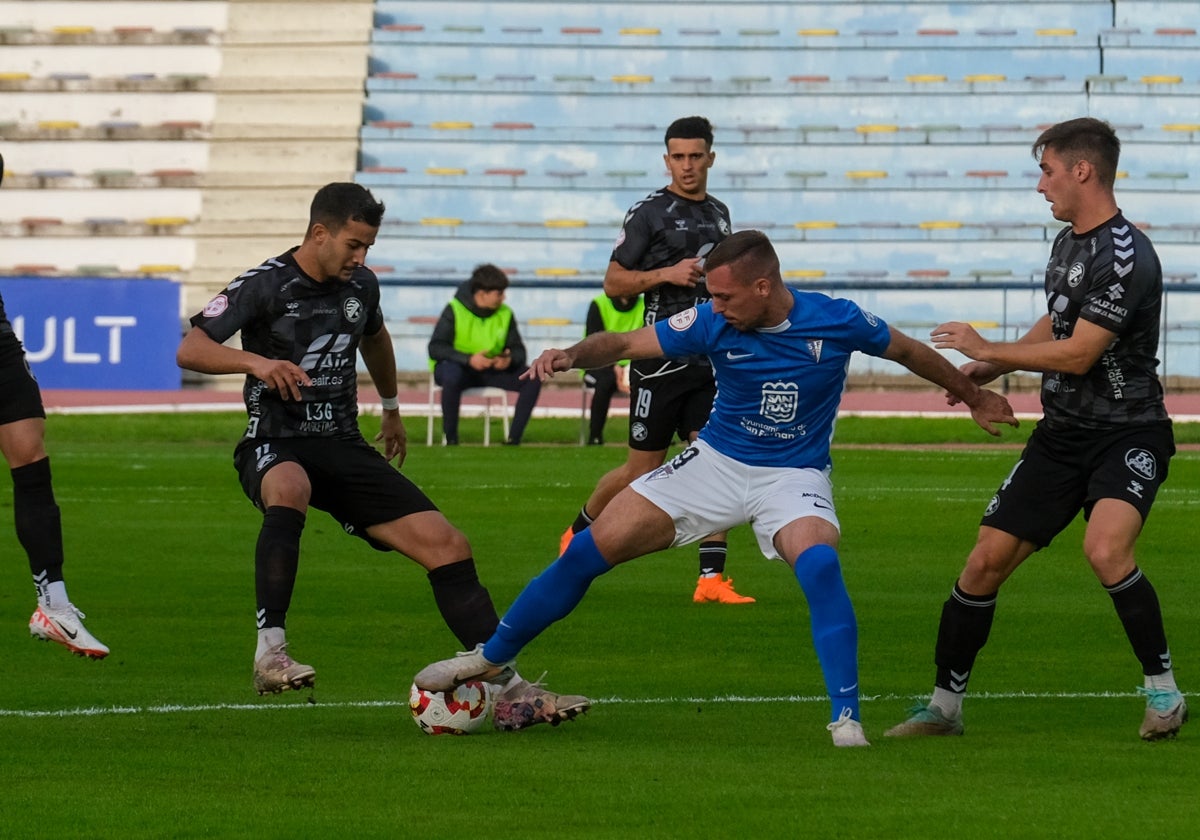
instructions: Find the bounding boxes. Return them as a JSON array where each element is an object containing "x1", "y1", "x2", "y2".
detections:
[{"x1": 0, "y1": 690, "x2": 1143, "y2": 720}]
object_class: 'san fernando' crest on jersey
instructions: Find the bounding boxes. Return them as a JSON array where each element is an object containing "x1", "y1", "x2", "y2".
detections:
[{"x1": 760, "y1": 381, "x2": 799, "y2": 424}]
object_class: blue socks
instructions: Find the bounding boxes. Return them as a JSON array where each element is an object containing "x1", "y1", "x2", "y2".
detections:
[
  {"x1": 484, "y1": 528, "x2": 612, "y2": 664},
  {"x1": 793, "y1": 544, "x2": 860, "y2": 722}
]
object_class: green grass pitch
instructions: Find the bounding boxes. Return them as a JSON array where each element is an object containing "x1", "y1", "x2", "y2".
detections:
[{"x1": 1, "y1": 413, "x2": 1196, "y2": 838}]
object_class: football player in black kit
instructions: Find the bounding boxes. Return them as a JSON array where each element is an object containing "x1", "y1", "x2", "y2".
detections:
[
  {"x1": 887, "y1": 118, "x2": 1187, "y2": 741},
  {"x1": 0, "y1": 152, "x2": 109, "y2": 658},
  {"x1": 558, "y1": 116, "x2": 754, "y2": 604},
  {"x1": 177, "y1": 183, "x2": 588, "y2": 729}
]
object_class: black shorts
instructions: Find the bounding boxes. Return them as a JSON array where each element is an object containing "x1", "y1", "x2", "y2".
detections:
[
  {"x1": 0, "y1": 352, "x2": 46, "y2": 426},
  {"x1": 627, "y1": 362, "x2": 716, "y2": 451},
  {"x1": 234, "y1": 436, "x2": 439, "y2": 549},
  {"x1": 980, "y1": 420, "x2": 1174, "y2": 549}
]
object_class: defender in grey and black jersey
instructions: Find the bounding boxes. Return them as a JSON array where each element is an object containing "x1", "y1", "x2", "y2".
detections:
[
  {"x1": 887, "y1": 117, "x2": 1187, "y2": 742},
  {"x1": 194, "y1": 250, "x2": 384, "y2": 442},
  {"x1": 0, "y1": 152, "x2": 109, "y2": 659},
  {"x1": 177, "y1": 183, "x2": 589, "y2": 728},
  {"x1": 558, "y1": 116, "x2": 754, "y2": 604}
]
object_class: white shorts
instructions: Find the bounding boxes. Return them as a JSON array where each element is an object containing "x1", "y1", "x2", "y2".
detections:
[{"x1": 630, "y1": 438, "x2": 840, "y2": 561}]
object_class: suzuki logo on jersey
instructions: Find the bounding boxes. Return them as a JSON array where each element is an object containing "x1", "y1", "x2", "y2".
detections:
[
  {"x1": 343, "y1": 298, "x2": 363, "y2": 323},
  {"x1": 1105, "y1": 283, "x2": 1124, "y2": 301},
  {"x1": 761, "y1": 381, "x2": 799, "y2": 424},
  {"x1": 298, "y1": 333, "x2": 353, "y2": 372},
  {"x1": 1125, "y1": 448, "x2": 1157, "y2": 481}
]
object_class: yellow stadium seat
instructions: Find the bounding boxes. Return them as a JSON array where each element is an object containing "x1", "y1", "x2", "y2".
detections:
[
  {"x1": 783, "y1": 269, "x2": 827, "y2": 279},
  {"x1": 798, "y1": 29, "x2": 838, "y2": 37},
  {"x1": 619, "y1": 28, "x2": 661, "y2": 36},
  {"x1": 612, "y1": 74, "x2": 653, "y2": 84},
  {"x1": 906, "y1": 74, "x2": 947, "y2": 83},
  {"x1": 431, "y1": 121, "x2": 474, "y2": 130},
  {"x1": 426, "y1": 167, "x2": 467, "y2": 176},
  {"x1": 544, "y1": 219, "x2": 587, "y2": 228},
  {"x1": 794, "y1": 221, "x2": 838, "y2": 229},
  {"x1": 846, "y1": 170, "x2": 888, "y2": 180},
  {"x1": 534, "y1": 267, "x2": 581, "y2": 277},
  {"x1": 420, "y1": 218, "x2": 463, "y2": 227}
]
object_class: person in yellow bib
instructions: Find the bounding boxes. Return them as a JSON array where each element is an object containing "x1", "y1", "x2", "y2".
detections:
[
  {"x1": 428, "y1": 264, "x2": 542, "y2": 445},
  {"x1": 583, "y1": 293, "x2": 643, "y2": 445}
]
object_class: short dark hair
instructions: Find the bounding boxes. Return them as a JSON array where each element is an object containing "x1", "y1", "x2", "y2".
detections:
[
  {"x1": 705, "y1": 230, "x2": 780, "y2": 282},
  {"x1": 1032, "y1": 118, "x2": 1121, "y2": 187},
  {"x1": 664, "y1": 115, "x2": 714, "y2": 149},
  {"x1": 468, "y1": 263, "x2": 510, "y2": 294},
  {"x1": 308, "y1": 182, "x2": 385, "y2": 234}
]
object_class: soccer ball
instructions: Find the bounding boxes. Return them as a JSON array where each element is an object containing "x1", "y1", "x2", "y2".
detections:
[{"x1": 409, "y1": 681, "x2": 495, "y2": 735}]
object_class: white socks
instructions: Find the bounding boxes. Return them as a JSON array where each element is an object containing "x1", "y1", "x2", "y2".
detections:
[
  {"x1": 930, "y1": 687, "x2": 964, "y2": 719},
  {"x1": 256, "y1": 626, "x2": 286, "y2": 659}
]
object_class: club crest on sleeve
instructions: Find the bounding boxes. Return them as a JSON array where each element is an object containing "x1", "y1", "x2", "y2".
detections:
[
  {"x1": 202, "y1": 295, "x2": 229, "y2": 318},
  {"x1": 669, "y1": 308, "x2": 697, "y2": 330}
]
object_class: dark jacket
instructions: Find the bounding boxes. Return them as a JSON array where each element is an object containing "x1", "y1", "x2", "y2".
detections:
[{"x1": 427, "y1": 280, "x2": 528, "y2": 368}]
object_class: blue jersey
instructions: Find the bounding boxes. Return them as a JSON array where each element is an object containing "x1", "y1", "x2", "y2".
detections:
[{"x1": 654, "y1": 289, "x2": 891, "y2": 469}]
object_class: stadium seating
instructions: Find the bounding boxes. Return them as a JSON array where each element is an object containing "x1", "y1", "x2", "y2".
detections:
[{"x1": 3, "y1": 0, "x2": 1198, "y2": 379}]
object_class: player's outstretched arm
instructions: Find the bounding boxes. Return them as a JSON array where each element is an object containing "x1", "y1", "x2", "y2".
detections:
[
  {"x1": 882, "y1": 327, "x2": 1018, "y2": 436},
  {"x1": 523, "y1": 326, "x2": 663, "y2": 382}
]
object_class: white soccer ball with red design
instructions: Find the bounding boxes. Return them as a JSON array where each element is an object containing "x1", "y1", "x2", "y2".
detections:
[{"x1": 409, "y1": 680, "x2": 495, "y2": 735}]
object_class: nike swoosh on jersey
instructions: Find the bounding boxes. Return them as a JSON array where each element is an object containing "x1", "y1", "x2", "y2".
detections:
[{"x1": 725, "y1": 351, "x2": 754, "y2": 360}]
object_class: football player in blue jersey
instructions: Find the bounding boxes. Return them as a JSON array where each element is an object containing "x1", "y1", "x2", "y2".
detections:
[{"x1": 415, "y1": 229, "x2": 1016, "y2": 746}]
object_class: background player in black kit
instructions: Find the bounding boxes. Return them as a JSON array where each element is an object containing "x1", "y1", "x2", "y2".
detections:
[
  {"x1": 176, "y1": 183, "x2": 588, "y2": 729},
  {"x1": 558, "y1": 116, "x2": 753, "y2": 604},
  {"x1": 887, "y1": 118, "x2": 1187, "y2": 741},
  {"x1": 0, "y1": 152, "x2": 109, "y2": 659}
]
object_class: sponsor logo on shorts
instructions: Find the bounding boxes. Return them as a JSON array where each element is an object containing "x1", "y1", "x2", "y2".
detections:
[
  {"x1": 343, "y1": 298, "x2": 363, "y2": 323},
  {"x1": 1126, "y1": 479, "x2": 1145, "y2": 499},
  {"x1": 1125, "y1": 448, "x2": 1157, "y2": 480},
  {"x1": 631, "y1": 422, "x2": 648, "y2": 441},
  {"x1": 668, "y1": 308, "x2": 697, "y2": 331},
  {"x1": 202, "y1": 294, "x2": 229, "y2": 317},
  {"x1": 984, "y1": 495, "x2": 1000, "y2": 516}
]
